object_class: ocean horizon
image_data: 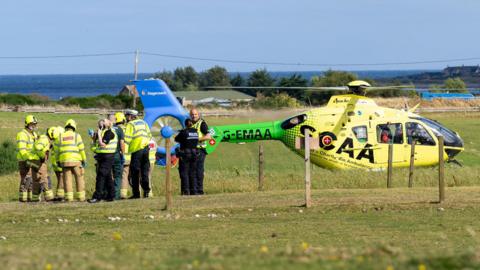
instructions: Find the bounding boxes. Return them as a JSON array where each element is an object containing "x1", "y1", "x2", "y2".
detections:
[{"x1": 0, "y1": 70, "x2": 434, "y2": 100}]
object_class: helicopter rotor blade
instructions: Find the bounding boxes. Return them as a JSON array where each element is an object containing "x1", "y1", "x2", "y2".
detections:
[{"x1": 203, "y1": 86, "x2": 349, "y2": 91}]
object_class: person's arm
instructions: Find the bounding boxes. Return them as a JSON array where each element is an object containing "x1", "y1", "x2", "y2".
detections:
[
  {"x1": 77, "y1": 134, "x2": 87, "y2": 162},
  {"x1": 117, "y1": 128, "x2": 125, "y2": 154},
  {"x1": 199, "y1": 121, "x2": 211, "y2": 141}
]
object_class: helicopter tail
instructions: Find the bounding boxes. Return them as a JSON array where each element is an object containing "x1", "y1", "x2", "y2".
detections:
[{"x1": 205, "y1": 121, "x2": 284, "y2": 154}]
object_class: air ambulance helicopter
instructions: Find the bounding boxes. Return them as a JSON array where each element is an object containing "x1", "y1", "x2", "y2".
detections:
[{"x1": 133, "y1": 79, "x2": 464, "y2": 170}]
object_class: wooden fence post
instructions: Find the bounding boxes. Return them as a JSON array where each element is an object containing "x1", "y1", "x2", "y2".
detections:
[
  {"x1": 438, "y1": 136, "x2": 445, "y2": 203},
  {"x1": 387, "y1": 143, "x2": 393, "y2": 188},
  {"x1": 164, "y1": 138, "x2": 173, "y2": 210},
  {"x1": 304, "y1": 129, "x2": 312, "y2": 208},
  {"x1": 258, "y1": 144, "x2": 264, "y2": 191},
  {"x1": 408, "y1": 140, "x2": 415, "y2": 188}
]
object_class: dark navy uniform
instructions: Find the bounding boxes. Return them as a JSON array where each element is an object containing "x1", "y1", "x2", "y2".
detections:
[{"x1": 174, "y1": 127, "x2": 199, "y2": 195}]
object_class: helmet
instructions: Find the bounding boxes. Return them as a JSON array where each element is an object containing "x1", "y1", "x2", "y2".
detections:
[
  {"x1": 25, "y1": 115, "x2": 38, "y2": 126},
  {"x1": 65, "y1": 119, "x2": 77, "y2": 130},
  {"x1": 47, "y1": 126, "x2": 63, "y2": 140},
  {"x1": 347, "y1": 80, "x2": 371, "y2": 88},
  {"x1": 47, "y1": 127, "x2": 56, "y2": 139},
  {"x1": 124, "y1": 109, "x2": 139, "y2": 116},
  {"x1": 114, "y1": 112, "x2": 126, "y2": 124}
]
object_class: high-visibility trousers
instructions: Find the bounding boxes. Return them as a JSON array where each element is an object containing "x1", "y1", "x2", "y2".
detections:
[
  {"x1": 55, "y1": 171, "x2": 64, "y2": 199},
  {"x1": 120, "y1": 164, "x2": 130, "y2": 199},
  {"x1": 31, "y1": 160, "x2": 54, "y2": 202},
  {"x1": 18, "y1": 161, "x2": 33, "y2": 202},
  {"x1": 62, "y1": 162, "x2": 85, "y2": 202}
]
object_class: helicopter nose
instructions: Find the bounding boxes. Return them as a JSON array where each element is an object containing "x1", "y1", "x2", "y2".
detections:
[{"x1": 444, "y1": 133, "x2": 464, "y2": 158}]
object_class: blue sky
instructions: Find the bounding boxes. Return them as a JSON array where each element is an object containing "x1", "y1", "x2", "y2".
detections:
[{"x1": 0, "y1": 0, "x2": 478, "y2": 74}]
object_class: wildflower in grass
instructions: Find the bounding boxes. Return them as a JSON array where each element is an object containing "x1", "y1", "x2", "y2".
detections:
[
  {"x1": 112, "y1": 232, "x2": 122, "y2": 241},
  {"x1": 301, "y1": 241, "x2": 309, "y2": 252},
  {"x1": 259, "y1": 245, "x2": 269, "y2": 253},
  {"x1": 418, "y1": 264, "x2": 426, "y2": 270},
  {"x1": 192, "y1": 260, "x2": 200, "y2": 268},
  {"x1": 44, "y1": 263, "x2": 53, "y2": 270},
  {"x1": 386, "y1": 265, "x2": 394, "y2": 270},
  {"x1": 356, "y1": 256, "x2": 364, "y2": 262}
]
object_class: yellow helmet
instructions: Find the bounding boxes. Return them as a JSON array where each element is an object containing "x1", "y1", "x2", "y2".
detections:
[
  {"x1": 114, "y1": 112, "x2": 126, "y2": 124},
  {"x1": 65, "y1": 119, "x2": 77, "y2": 130},
  {"x1": 347, "y1": 80, "x2": 371, "y2": 88},
  {"x1": 47, "y1": 126, "x2": 64, "y2": 140},
  {"x1": 25, "y1": 115, "x2": 38, "y2": 126}
]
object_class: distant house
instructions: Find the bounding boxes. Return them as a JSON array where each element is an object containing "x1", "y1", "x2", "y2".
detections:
[
  {"x1": 118, "y1": 85, "x2": 138, "y2": 98},
  {"x1": 443, "y1": 65, "x2": 480, "y2": 77},
  {"x1": 174, "y1": 90, "x2": 255, "y2": 107}
]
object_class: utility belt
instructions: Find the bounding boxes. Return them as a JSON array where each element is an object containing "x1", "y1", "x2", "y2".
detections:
[{"x1": 175, "y1": 148, "x2": 199, "y2": 159}]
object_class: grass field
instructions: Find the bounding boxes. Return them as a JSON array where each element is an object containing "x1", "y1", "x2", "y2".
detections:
[{"x1": 0, "y1": 110, "x2": 479, "y2": 269}]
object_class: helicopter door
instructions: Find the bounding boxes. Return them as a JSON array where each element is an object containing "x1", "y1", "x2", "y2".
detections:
[
  {"x1": 405, "y1": 122, "x2": 438, "y2": 166},
  {"x1": 374, "y1": 123, "x2": 407, "y2": 164}
]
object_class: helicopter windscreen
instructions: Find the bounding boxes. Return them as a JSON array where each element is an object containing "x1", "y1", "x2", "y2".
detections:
[
  {"x1": 281, "y1": 114, "x2": 307, "y2": 130},
  {"x1": 412, "y1": 117, "x2": 463, "y2": 148}
]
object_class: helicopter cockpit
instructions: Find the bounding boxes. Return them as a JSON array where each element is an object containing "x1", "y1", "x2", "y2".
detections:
[{"x1": 411, "y1": 117, "x2": 464, "y2": 157}]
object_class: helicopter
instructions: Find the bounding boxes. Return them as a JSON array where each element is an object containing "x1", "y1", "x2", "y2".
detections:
[{"x1": 134, "y1": 79, "x2": 464, "y2": 170}]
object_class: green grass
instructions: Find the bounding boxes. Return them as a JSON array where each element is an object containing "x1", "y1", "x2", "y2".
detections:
[
  {"x1": 0, "y1": 188, "x2": 480, "y2": 269},
  {"x1": 0, "y1": 111, "x2": 479, "y2": 269}
]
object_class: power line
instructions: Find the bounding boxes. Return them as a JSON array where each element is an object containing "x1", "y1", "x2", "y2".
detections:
[
  {"x1": 0, "y1": 52, "x2": 134, "y2": 59},
  {"x1": 141, "y1": 51, "x2": 480, "y2": 67},
  {"x1": 0, "y1": 50, "x2": 479, "y2": 67}
]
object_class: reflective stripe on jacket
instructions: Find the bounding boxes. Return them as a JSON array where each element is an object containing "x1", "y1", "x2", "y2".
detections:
[
  {"x1": 125, "y1": 119, "x2": 152, "y2": 153},
  {"x1": 55, "y1": 130, "x2": 86, "y2": 163},
  {"x1": 193, "y1": 119, "x2": 206, "y2": 149},
  {"x1": 34, "y1": 135, "x2": 50, "y2": 160},
  {"x1": 95, "y1": 129, "x2": 118, "y2": 154},
  {"x1": 16, "y1": 129, "x2": 39, "y2": 161}
]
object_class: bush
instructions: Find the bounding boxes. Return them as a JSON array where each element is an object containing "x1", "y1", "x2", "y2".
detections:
[
  {"x1": 253, "y1": 93, "x2": 301, "y2": 109},
  {"x1": 0, "y1": 140, "x2": 17, "y2": 175},
  {"x1": 0, "y1": 93, "x2": 50, "y2": 106},
  {"x1": 59, "y1": 94, "x2": 142, "y2": 110}
]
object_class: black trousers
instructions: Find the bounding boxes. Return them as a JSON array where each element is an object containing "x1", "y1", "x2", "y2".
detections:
[
  {"x1": 129, "y1": 146, "x2": 150, "y2": 197},
  {"x1": 195, "y1": 149, "x2": 206, "y2": 195},
  {"x1": 93, "y1": 153, "x2": 115, "y2": 200},
  {"x1": 178, "y1": 149, "x2": 198, "y2": 195}
]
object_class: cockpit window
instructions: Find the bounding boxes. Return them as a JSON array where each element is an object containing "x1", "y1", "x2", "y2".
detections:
[
  {"x1": 406, "y1": 122, "x2": 435, "y2": 146},
  {"x1": 376, "y1": 123, "x2": 403, "y2": 144},
  {"x1": 281, "y1": 114, "x2": 307, "y2": 130},
  {"x1": 413, "y1": 117, "x2": 462, "y2": 147},
  {"x1": 352, "y1": 126, "x2": 368, "y2": 143}
]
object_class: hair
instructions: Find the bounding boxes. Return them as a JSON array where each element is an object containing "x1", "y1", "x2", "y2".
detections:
[{"x1": 184, "y1": 118, "x2": 194, "y2": 128}]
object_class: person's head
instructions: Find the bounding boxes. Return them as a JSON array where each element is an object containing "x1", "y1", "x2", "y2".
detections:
[
  {"x1": 114, "y1": 112, "x2": 126, "y2": 125},
  {"x1": 24, "y1": 115, "x2": 38, "y2": 131},
  {"x1": 104, "y1": 118, "x2": 112, "y2": 129},
  {"x1": 184, "y1": 118, "x2": 194, "y2": 128},
  {"x1": 107, "y1": 114, "x2": 116, "y2": 124},
  {"x1": 65, "y1": 119, "x2": 77, "y2": 131},
  {"x1": 97, "y1": 119, "x2": 106, "y2": 130},
  {"x1": 189, "y1": 108, "x2": 200, "y2": 122},
  {"x1": 124, "y1": 109, "x2": 139, "y2": 122}
]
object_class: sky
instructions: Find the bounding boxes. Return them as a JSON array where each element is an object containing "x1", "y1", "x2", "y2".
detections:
[{"x1": 0, "y1": 0, "x2": 479, "y2": 74}]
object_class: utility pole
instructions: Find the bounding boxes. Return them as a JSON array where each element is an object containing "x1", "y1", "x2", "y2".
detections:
[
  {"x1": 134, "y1": 49, "x2": 139, "y2": 80},
  {"x1": 132, "y1": 49, "x2": 139, "y2": 108}
]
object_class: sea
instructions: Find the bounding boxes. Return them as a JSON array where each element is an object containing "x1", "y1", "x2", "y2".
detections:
[{"x1": 0, "y1": 70, "x2": 433, "y2": 100}]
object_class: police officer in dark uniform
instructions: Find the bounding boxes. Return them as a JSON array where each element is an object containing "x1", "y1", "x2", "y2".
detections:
[
  {"x1": 88, "y1": 119, "x2": 118, "y2": 203},
  {"x1": 175, "y1": 119, "x2": 199, "y2": 195},
  {"x1": 190, "y1": 108, "x2": 210, "y2": 195}
]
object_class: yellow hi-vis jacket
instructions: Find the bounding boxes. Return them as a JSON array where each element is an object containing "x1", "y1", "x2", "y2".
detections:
[
  {"x1": 148, "y1": 139, "x2": 157, "y2": 164},
  {"x1": 55, "y1": 129, "x2": 86, "y2": 163},
  {"x1": 193, "y1": 119, "x2": 207, "y2": 149},
  {"x1": 116, "y1": 124, "x2": 130, "y2": 164},
  {"x1": 16, "y1": 129, "x2": 39, "y2": 161},
  {"x1": 92, "y1": 129, "x2": 118, "y2": 154},
  {"x1": 125, "y1": 119, "x2": 152, "y2": 154},
  {"x1": 34, "y1": 134, "x2": 50, "y2": 160}
]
